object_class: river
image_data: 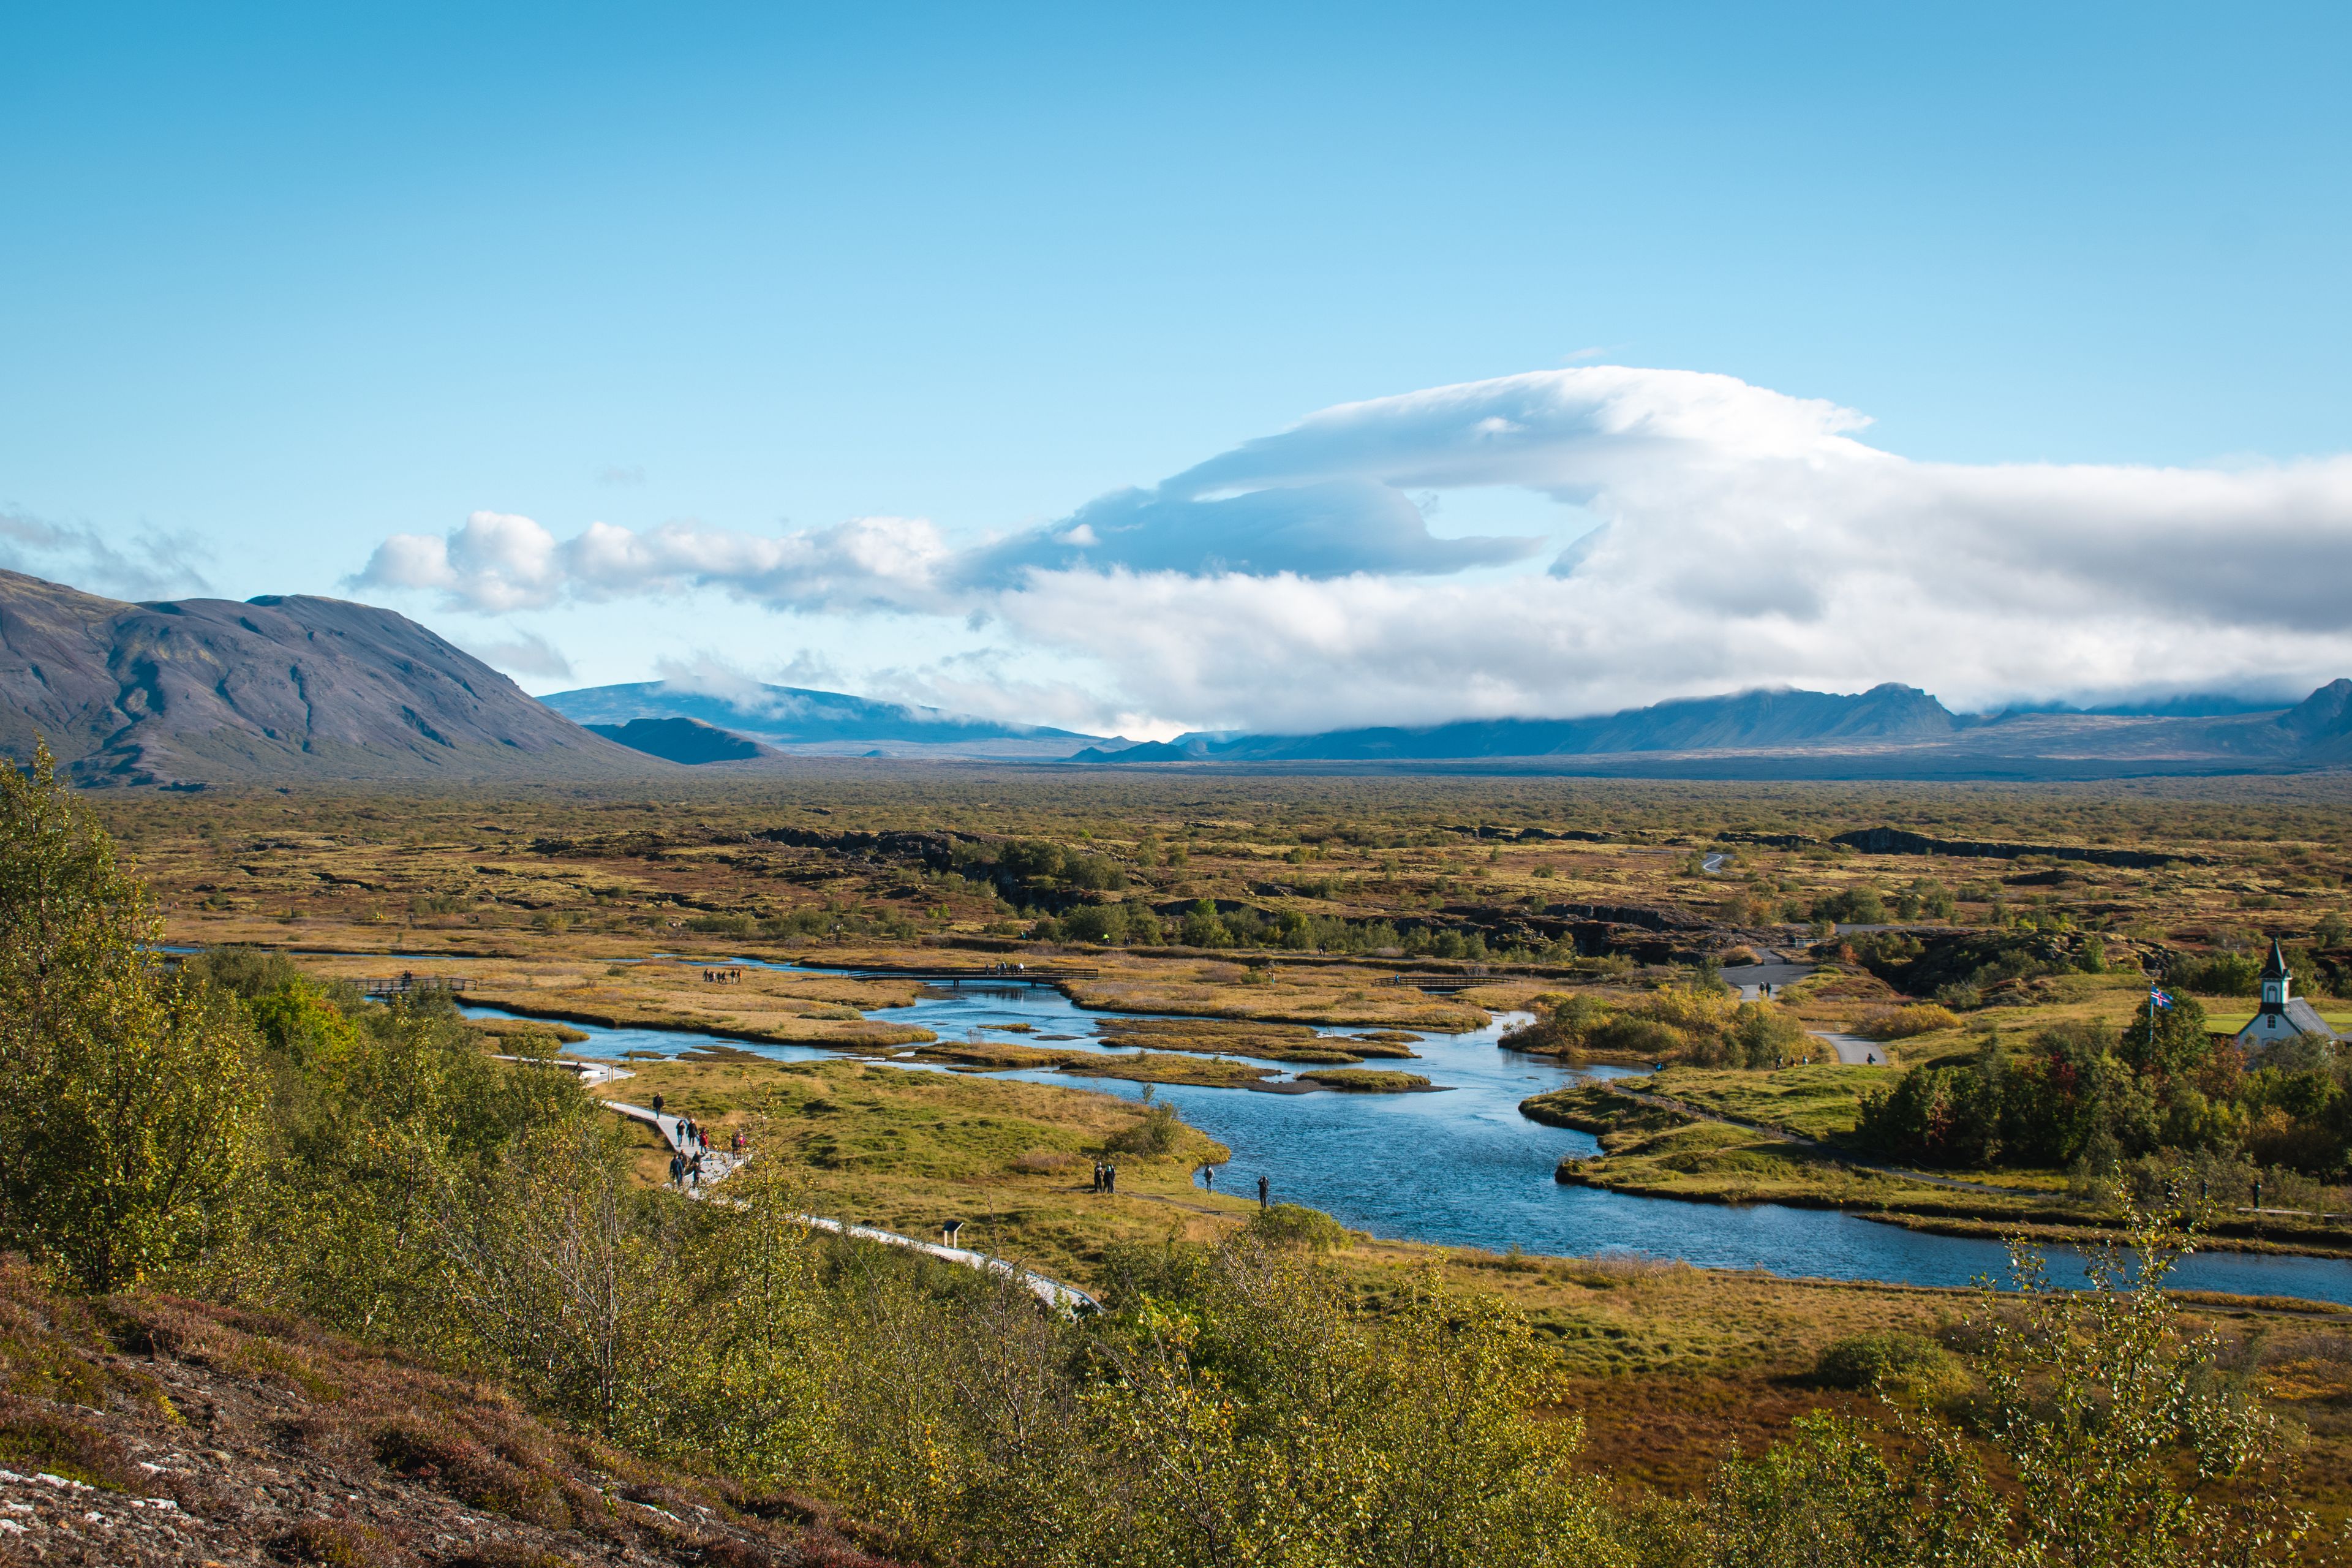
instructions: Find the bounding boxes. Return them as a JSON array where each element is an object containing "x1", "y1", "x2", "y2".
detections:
[{"x1": 466, "y1": 961, "x2": 2352, "y2": 1306}]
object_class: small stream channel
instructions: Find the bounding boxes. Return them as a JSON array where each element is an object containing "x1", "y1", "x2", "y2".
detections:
[{"x1": 466, "y1": 960, "x2": 2352, "y2": 1306}]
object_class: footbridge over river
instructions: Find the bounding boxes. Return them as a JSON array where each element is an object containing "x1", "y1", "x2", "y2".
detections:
[{"x1": 816, "y1": 965, "x2": 1100, "y2": 986}]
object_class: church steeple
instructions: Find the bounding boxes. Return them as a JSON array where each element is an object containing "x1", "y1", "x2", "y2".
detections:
[{"x1": 2260, "y1": 939, "x2": 2292, "y2": 1013}]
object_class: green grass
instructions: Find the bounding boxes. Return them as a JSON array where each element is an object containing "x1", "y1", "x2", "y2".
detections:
[
  {"x1": 1634, "y1": 1064, "x2": 1900, "y2": 1139},
  {"x1": 1295, "y1": 1068, "x2": 1433, "y2": 1092},
  {"x1": 2205, "y1": 1008, "x2": 2352, "y2": 1032}
]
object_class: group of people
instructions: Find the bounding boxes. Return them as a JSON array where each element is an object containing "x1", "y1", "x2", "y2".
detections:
[
  {"x1": 986, "y1": 961, "x2": 1027, "y2": 974},
  {"x1": 659, "y1": 1104, "x2": 748, "y2": 1191},
  {"x1": 702, "y1": 967, "x2": 747, "y2": 984},
  {"x1": 1090, "y1": 1160, "x2": 1118, "y2": 1193}
]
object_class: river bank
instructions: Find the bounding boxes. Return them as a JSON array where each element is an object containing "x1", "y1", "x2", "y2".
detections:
[{"x1": 1532, "y1": 1075, "x2": 2352, "y2": 1259}]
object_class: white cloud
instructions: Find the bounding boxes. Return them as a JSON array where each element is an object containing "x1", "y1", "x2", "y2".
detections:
[
  {"x1": 456, "y1": 630, "x2": 575, "y2": 679},
  {"x1": 353, "y1": 368, "x2": 2352, "y2": 733},
  {"x1": 654, "y1": 654, "x2": 812, "y2": 716},
  {"x1": 0, "y1": 509, "x2": 214, "y2": 600},
  {"x1": 356, "y1": 510, "x2": 952, "y2": 614}
]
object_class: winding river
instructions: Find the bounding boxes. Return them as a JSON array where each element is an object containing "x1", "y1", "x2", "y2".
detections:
[{"x1": 469, "y1": 962, "x2": 2352, "y2": 1306}]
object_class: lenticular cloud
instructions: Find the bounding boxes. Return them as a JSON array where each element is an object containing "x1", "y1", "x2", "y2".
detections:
[{"x1": 356, "y1": 367, "x2": 2352, "y2": 732}]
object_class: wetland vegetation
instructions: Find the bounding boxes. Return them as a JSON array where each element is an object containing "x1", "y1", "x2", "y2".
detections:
[{"x1": 9, "y1": 758, "x2": 2352, "y2": 1558}]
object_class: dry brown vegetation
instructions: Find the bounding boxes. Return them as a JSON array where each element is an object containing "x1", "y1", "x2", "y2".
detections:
[{"x1": 0, "y1": 1260, "x2": 899, "y2": 1567}]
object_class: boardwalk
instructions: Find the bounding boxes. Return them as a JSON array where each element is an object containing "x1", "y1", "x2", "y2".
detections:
[
  {"x1": 829, "y1": 967, "x2": 1099, "y2": 986},
  {"x1": 361, "y1": 974, "x2": 472, "y2": 998},
  {"x1": 1374, "y1": 973, "x2": 1490, "y2": 993},
  {"x1": 600, "y1": 1101, "x2": 1099, "y2": 1313}
]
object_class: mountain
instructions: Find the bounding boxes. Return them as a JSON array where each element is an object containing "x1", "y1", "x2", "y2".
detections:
[
  {"x1": 587, "y1": 715, "x2": 774, "y2": 764},
  {"x1": 1082, "y1": 684, "x2": 1959, "y2": 764},
  {"x1": 1074, "y1": 681, "x2": 2352, "y2": 780},
  {"x1": 543, "y1": 680, "x2": 1106, "y2": 759},
  {"x1": 0, "y1": 569, "x2": 660, "y2": 786}
]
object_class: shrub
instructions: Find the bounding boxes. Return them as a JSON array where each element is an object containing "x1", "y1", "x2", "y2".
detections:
[
  {"x1": 1814, "y1": 1331, "x2": 1965, "y2": 1396},
  {"x1": 1499, "y1": 995, "x2": 1611, "y2": 1058},
  {"x1": 1853, "y1": 1004, "x2": 1961, "y2": 1041},
  {"x1": 1811, "y1": 886, "x2": 1887, "y2": 924},
  {"x1": 684, "y1": 913, "x2": 753, "y2": 937},
  {"x1": 1589, "y1": 1016, "x2": 1684, "y2": 1060},
  {"x1": 1102, "y1": 1104, "x2": 1181, "y2": 1156},
  {"x1": 0, "y1": 1401, "x2": 137, "y2": 1489},
  {"x1": 275, "y1": 1518, "x2": 401, "y2": 1567},
  {"x1": 1240, "y1": 1202, "x2": 1351, "y2": 1252}
]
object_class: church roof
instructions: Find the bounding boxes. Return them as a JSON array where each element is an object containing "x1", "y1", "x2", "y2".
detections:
[
  {"x1": 2263, "y1": 938, "x2": 2292, "y2": 980},
  {"x1": 2235, "y1": 995, "x2": 2343, "y2": 1047}
]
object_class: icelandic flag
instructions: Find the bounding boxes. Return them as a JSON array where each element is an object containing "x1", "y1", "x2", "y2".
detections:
[{"x1": 2150, "y1": 987, "x2": 2174, "y2": 1010}]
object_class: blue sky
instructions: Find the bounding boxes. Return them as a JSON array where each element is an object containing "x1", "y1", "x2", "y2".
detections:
[{"x1": 4, "y1": 4, "x2": 2350, "y2": 735}]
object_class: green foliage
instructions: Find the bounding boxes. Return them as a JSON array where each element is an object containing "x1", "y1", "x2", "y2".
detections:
[
  {"x1": 2117, "y1": 989, "x2": 2212, "y2": 1078},
  {"x1": 1812, "y1": 1331, "x2": 1963, "y2": 1397},
  {"x1": 2170, "y1": 951, "x2": 2260, "y2": 996},
  {"x1": 1240, "y1": 1202, "x2": 1352, "y2": 1252},
  {"x1": 1101, "y1": 1103, "x2": 1182, "y2": 1156},
  {"x1": 1811, "y1": 885, "x2": 1887, "y2": 925},
  {"x1": 0, "y1": 744, "x2": 263, "y2": 1292},
  {"x1": 1701, "y1": 1410, "x2": 2002, "y2": 1567},
  {"x1": 1851, "y1": 1003, "x2": 2320, "y2": 1175},
  {"x1": 1850, "y1": 1003, "x2": 1960, "y2": 1041},
  {"x1": 1500, "y1": 993, "x2": 1615, "y2": 1058},
  {"x1": 1701, "y1": 1219, "x2": 2315, "y2": 1567}
]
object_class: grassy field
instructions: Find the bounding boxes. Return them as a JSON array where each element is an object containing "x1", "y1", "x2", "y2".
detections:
[{"x1": 83, "y1": 769, "x2": 2352, "y2": 997}]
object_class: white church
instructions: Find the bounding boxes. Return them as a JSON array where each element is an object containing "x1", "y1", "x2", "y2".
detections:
[{"x1": 2233, "y1": 940, "x2": 2343, "y2": 1052}]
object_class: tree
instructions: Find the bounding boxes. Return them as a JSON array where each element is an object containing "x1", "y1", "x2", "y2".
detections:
[
  {"x1": 0, "y1": 743, "x2": 262, "y2": 1291},
  {"x1": 2118, "y1": 989, "x2": 2212, "y2": 1080},
  {"x1": 1700, "y1": 1218, "x2": 2320, "y2": 1567}
]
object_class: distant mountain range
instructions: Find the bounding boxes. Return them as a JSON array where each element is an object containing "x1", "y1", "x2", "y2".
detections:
[
  {"x1": 2, "y1": 565, "x2": 2347, "y2": 786},
  {"x1": 0, "y1": 569, "x2": 654, "y2": 786},
  {"x1": 1074, "y1": 680, "x2": 2352, "y2": 779},
  {"x1": 542, "y1": 680, "x2": 1103, "y2": 759}
]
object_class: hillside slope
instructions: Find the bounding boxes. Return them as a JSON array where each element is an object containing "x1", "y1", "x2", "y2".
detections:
[
  {"x1": 0, "y1": 1262, "x2": 898, "y2": 1567},
  {"x1": 0, "y1": 570, "x2": 662, "y2": 786}
]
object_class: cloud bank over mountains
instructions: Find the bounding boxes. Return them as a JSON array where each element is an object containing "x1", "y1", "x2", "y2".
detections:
[{"x1": 357, "y1": 367, "x2": 2352, "y2": 733}]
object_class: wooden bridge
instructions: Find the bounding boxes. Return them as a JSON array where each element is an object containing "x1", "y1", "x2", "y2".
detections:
[
  {"x1": 835, "y1": 967, "x2": 1099, "y2": 986},
  {"x1": 360, "y1": 974, "x2": 473, "y2": 998},
  {"x1": 1374, "y1": 971, "x2": 1491, "y2": 993}
]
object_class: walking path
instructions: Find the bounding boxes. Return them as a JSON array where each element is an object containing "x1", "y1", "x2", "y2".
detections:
[
  {"x1": 792, "y1": 1217, "x2": 1100, "y2": 1313},
  {"x1": 1808, "y1": 1029, "x2": 1888, "y2": 1066},
  {"x1": 600, "y1": 1101, "x2": 1099, "y2": 1313},
  {"x1": 1724, "y1": 962, "x2": 1816, "y2": 1001}
]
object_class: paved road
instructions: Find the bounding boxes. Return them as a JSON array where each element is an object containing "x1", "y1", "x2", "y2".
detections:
[
  {"x1": 1701, "y1": 851, "x2": 1730, "y2": 873},
  {"x1": 1722, "y1": 961, "x2": 1815, "y2": 1001},
  {"x1": 1809, "y1": 1030, "x2": 1889, "y2": 1066}
]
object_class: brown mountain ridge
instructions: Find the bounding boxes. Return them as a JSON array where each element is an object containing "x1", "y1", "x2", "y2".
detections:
[{"x1": 0, "y1": 569, "x2": 663, "y2": 787}]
